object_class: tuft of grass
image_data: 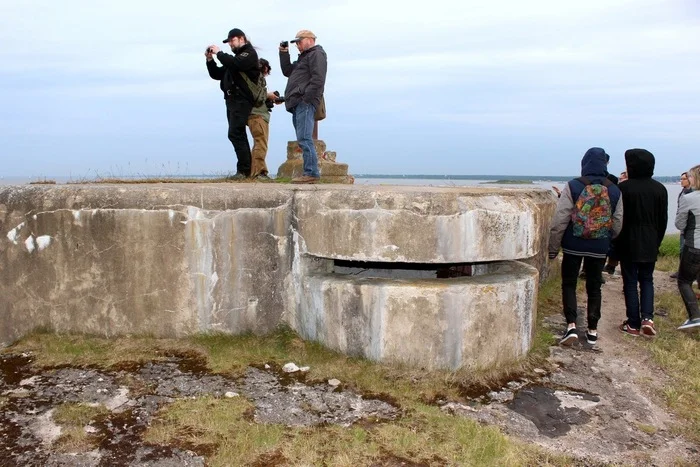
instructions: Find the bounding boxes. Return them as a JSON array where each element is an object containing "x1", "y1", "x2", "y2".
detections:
[
  {"x1": 52, "y1": 403, "x2": 109, "y2": 452},
  {"x1": 143, "y1": 396, "x2": 284, "y2": 466},
  {"x1": 656, "y1": 255, "x2": 679, "y2": 272},
  {"x1": 659, "y1": 234, "x2": 681, "y2": 257},
  {"x1": 8, "y1": 331, "x2": 205, "y2": 368},
  {"x1": 646, "y1": 292, "x2": 700, "y2": 444},
  {"x1": 29, "y1": 178, "x2": 57, "y2": 185}
]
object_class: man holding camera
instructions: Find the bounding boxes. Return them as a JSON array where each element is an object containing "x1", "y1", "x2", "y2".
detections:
[
  {"x1": 279, "y1": 30, "x2": 327, "y2": 184},
  {"x1": 205, "y1": 28, "x2": 259, "y2": 180}
]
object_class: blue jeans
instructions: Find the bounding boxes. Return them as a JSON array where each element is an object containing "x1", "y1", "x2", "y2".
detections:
[
  {"x1": 620, "y1": 261, "x2": 656, "y2": 329},
  {"x1": 292, "y1": 102, "x2": 320, "y2": 177}
]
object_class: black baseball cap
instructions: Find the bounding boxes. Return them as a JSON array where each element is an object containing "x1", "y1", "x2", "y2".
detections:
[{"x1": 222, "y1": 28, "x2": 245, "y2": 43}]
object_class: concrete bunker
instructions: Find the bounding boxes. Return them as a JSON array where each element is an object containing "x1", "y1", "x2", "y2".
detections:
[{"x1": 0, "y1": 184, "x2": 555, "y2": 370}]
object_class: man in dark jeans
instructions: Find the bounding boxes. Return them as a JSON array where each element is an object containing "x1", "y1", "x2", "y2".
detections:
[
  {"x1": 279, "y1": 30, "x2": 327, "y2": 184},
  {"x1": 614, "y1": 149, "x2": 668, "y2": 337},
  {"x1": 206, "y1": 28, "x2": 260, "y2": 180},
  {"x1": 549, "y1": 148, "x2": 624, "y2": 347}
]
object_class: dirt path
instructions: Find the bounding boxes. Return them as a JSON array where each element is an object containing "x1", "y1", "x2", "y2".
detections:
[{"x1": 447, "y1": 269, "x2": 699, "y2": 465}]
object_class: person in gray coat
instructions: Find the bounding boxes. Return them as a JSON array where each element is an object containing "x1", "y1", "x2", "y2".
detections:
[
  {"x1": 675, "y1": 164, "x2": 700, "y2": 331},
  {"x1": 279, "y1": 30, "x2": 327, "y2": 184}
]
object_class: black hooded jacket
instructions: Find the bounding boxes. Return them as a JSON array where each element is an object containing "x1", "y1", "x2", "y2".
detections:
[
  {"x1": 613, "y1": 149, "x2": 668, "y2": 262},
  {"x1": 207, "y1": 43, "x2": 260, "y2": 104}
]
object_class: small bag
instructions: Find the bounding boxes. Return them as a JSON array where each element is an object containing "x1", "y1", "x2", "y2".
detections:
[{"x1": 314, "y1": 95, "x2": 326, "y2": 121}]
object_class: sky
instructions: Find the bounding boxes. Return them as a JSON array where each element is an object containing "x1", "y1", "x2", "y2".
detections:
[{"x1": 1, "y1": 0, "x2": 699, "y2": 178}]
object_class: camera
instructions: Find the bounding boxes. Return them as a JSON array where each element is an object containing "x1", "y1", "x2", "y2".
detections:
[
  {"x1": 273, "y1": 90, "x2": 285, "y2": 104},
  {"x1": 280, "y1": 41, "x2": 288, "y2": 48},
  {"x1": 206, "y1": 47, "x2": 214, "y2": 54}
]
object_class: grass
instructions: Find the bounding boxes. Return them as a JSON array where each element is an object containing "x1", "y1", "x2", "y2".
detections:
[
  {"x1": 659, "y1": 233, "x2": 681, "y2": 257},
  {"x1": 4, "y1": 270, "x2": 570, "y2": 466},
  {"x1": 52, "y1": 403, "x2": 109, "y2": 452},
  {"x1": 656, "y1": 234, "x2": 680, "y2": 272},
  {"x1": 482, "y1": 180, "x2": 534, "y2": 185},
  {"x1": 646, "y1": 292, "x2": 700, "y2": 444}
]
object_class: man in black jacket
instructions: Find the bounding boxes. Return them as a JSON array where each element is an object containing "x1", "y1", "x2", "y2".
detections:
[
  {"x1": 206, "y1": 28, "x2": 260, "y2": 180},
  {"x1": 614, "y1": 149, "x2": 668, "y2": 337},
  {"x1": 279, "y1": 30, "x2": 327, "y2": 184}
]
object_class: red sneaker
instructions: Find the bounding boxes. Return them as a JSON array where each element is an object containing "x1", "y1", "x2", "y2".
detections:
[
  {"x1": 641, "y1": 319, "x2": 657, "y2": 337},
  {"x1": 619, "y1": 321, "x2": 640, "y2": 337}
]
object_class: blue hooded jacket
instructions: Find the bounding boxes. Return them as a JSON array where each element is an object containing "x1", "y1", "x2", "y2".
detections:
[{"x1": 560, "y1": 147, "x2": 622, "y2": 257}]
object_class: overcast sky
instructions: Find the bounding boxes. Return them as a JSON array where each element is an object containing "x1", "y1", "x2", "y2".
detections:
[{"x1": 1, "y1": 0, "x2": 698, "y2": 178}]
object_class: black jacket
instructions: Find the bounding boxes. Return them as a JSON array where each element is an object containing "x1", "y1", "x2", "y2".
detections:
[
  {"x1": 613, "y1": 149, "x2": 668, "y2": 262},
  {"x1": 207, "y1": 43, "x2": 260, "y2": 103},
  {"x1": 280, "y1": 45, "x2": 327, "y2": 112}
]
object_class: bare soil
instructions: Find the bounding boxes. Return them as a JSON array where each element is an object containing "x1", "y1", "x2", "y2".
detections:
[{"x1": 446, "y1": 269, "x2": 700, "y2": 466}]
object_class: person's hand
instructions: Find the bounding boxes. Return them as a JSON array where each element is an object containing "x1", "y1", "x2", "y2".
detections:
[
  {"x1": 552, "y1": 186, "x2": 561, "y2": 197},
  {"x1": 279, "y1": 45, "x2": 289, "y2": 53},
  {"x1": 208, "y1": 45, "x2": 220, "y2": 54},
  {"x1": 204, "y1": 47, "x2": 214, "y2": 60}
]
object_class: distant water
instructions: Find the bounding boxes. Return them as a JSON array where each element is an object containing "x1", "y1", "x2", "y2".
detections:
[{"x1": 0, "y1": 174, "x2": 683, "y2": 234}]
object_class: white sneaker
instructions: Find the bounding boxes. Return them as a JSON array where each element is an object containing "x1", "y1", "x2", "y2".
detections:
[{"x1": 677, "y1": 318, "x2": 700, "y2": 331}]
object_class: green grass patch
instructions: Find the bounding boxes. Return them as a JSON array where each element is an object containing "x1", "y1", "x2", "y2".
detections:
[
  {"x1": 646, "y1": 292, "x2": 700, "y2": 444},
  {"x1": 52, "y1": 403, "x2": 109, "y2": 453},
  {"x1": 659, "y1": 233, "x2": 681, "y2": 257}
]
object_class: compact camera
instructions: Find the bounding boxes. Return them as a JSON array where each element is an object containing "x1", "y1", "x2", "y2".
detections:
[
  {"x1": 273, "y1": 90, "x2": 285, "y2": 104},
  {"x1": 280, "y1": 41, "x2": 288, "y2": 48},
  {"x1": 206, "y1": 47, "x2": 214, "y2": 54}
]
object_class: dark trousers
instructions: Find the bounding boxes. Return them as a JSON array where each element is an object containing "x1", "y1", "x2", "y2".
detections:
[
  {"x1": 561, "y1": 253, "x2": 605, "y2": 330},
  {"x1": 678, "y1": 246, "x2": 700, "y2": 321},
  {"x1": 226, "y1": 98, "x2": 253, "y2": 176},
  {"x1": 620, "y1": 261, "x2": 656, "y2": 329}
]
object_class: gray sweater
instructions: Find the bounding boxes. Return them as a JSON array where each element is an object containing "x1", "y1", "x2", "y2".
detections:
[{"x1": 676, "y1": 190, "x2": 700, "y2": 249}]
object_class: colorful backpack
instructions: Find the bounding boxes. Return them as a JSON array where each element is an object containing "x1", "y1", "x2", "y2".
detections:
[{"x1": 570, "y1": 177, "x2": 613, "y2": 239}]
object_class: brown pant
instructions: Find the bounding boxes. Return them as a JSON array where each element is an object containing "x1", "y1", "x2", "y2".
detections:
[{"x1": 247, "y1": 115, "x2": 269, "y2": 177}]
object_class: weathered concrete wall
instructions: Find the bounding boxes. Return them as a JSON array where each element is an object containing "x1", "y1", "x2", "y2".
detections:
[
  {"x1": 0, "y1": 185, "x2": 294, "y2": 346},
  {"x1": 294, "y1": 186, "x2": 554, "y2": 263},
  {"x1": 290, "y1": 261, "x2": 538, "y2": 370},
  {"x1": 0, "y1": 184, "x2": 555, "y2": 369}
]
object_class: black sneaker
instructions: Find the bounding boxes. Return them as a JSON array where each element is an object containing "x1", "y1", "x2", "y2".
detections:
[
  {"x1": 586, "y1": 331, "x2": 598, "y2": 345},
  {"x1": 560, "y1": 328, "x2": 578, "y2": 346}
]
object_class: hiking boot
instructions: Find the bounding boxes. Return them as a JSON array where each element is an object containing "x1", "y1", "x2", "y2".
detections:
[
  {"x1": 669, "y1": 271, "x2": 679, "y2": 279},
  {"x1": 255, "y1": 174, "x2": 272, "y2": 182},
  {"x1": 560, "y1": 327, "x2": 578, "y2": 346},
  {"x1": 603, "y1": 265, "x2": 616, "y2": 275},
  {"x1": 619, "y1": 321, "x2": 640, "y2": 337},
  {"x1": 227, "y1": 172, "x2": 247, "y2": 181},
  {"x1": 677, "y1": 317, "x2": 700, "y2": 331},
  {"x1": 641, "y1": 319, "x2": 657, "y2": 337},
  {"x1": 291, "y1": 175, "x2": 320, "y2": 184},
  {"x1": 586, "y1": 331, "x2": 598, "y2": 346}
]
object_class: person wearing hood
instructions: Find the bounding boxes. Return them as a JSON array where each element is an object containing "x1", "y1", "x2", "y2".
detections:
[
  {"x1": 614, "y1": 149, "x2": 668, "y2": 337},
  {"x1": 206, "y1": 28, "x2": 260, "y2": 180},
  {"x1": 549, "y1": 148, "x2": 624, "y2": 347},
  {"x1": 279, "y1": 30, "x2": 327, "y2": 184}
]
